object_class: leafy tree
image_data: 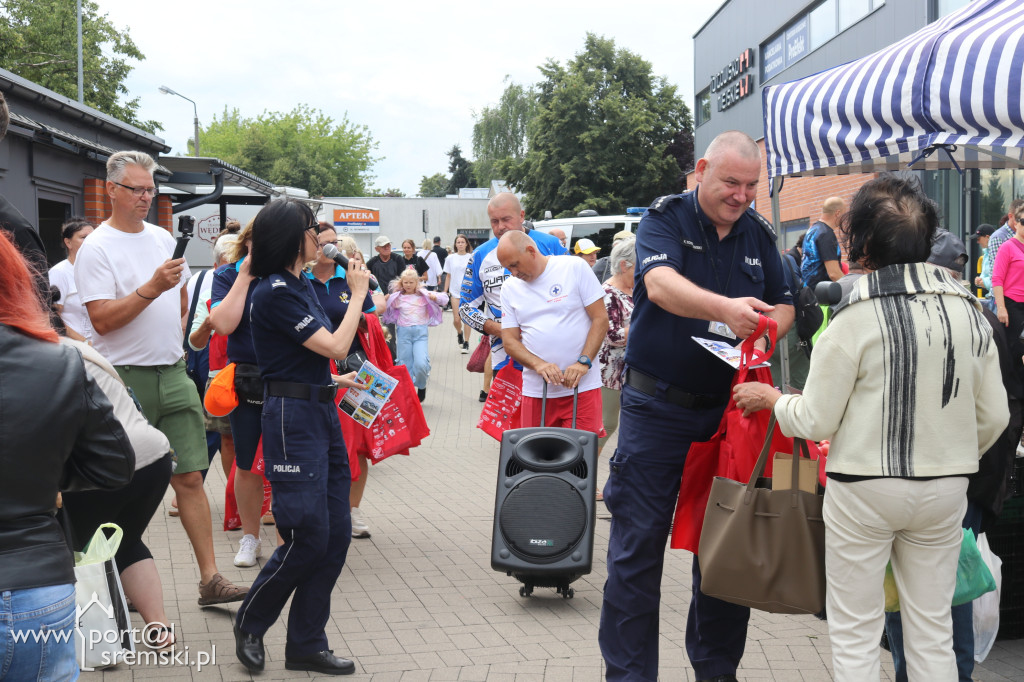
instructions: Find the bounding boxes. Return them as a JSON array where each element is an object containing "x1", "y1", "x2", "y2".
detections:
[
  {"x1": 418, "y1": 172, "x2": 449, "y2": 197},
  {"x1": 980, "y1": 171, "x2": 1007, "y2": 227},
  {"x1": 446, "y1": 144, "x2": 475, "y2": 194},
  {"x1": 506, "y1": 34, "x2": 693, "y2": 217},
  {"x1": 472, "y1": 78, "x2": 536, "y2": 185},
  {"x1": 0, "y1": 0, "x2": 160, "y2": 132},
  {"x1": 199, "y1": 105, "x2": 379, "y2": 197},
  {"x1": 369, "y1": 187, "x2": 406, "y2": 197}
]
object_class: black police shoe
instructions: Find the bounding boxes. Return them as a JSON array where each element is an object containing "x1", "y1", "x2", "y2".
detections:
[
  {"x1": 233, "y1": 623, "x2": 264, "y2": 672},
  {"x1": 696, "y1": 675, "x2": 738, "y2": 682},
  {"x1": 285, "y1": 650, "x2": 356, "y2": 675}
]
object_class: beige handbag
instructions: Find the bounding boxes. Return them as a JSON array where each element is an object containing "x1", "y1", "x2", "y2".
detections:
[{"x1": 697, "y1": 412, "x2": 826, "y2": 614}]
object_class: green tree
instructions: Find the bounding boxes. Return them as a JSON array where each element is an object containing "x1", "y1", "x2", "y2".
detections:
[
  {"x1": 472, "y1": 77, "x2": 536, "y2": 185},
  {"x1": 980, "y1": 171, "x2": 1007, "y2": 227},
  {"x1": 199, "y1": 105, "x2": 379, "y2": 196},
  {"x1": 506, "y1": 34, "x2": 693, "y2": 217},
  {"x1": 369, "y1": 187, "x2": 406, "y2": 197},
  {"x1": 418, "y1": 172, "x2": 449, "y2": 197},
  {"x1": 0, "y1": 0, "x2": 160, "y2": 132},
  {"x1": 446, "y1": 144, "x2": 475, "y2": 194}
]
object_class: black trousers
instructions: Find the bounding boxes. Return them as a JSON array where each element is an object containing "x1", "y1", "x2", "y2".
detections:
[{"x1": 62, "y1": 453, "x2": 173, "y2": 570}]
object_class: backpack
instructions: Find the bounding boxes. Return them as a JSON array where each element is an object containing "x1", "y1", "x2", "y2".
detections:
[{"x1": 783, "y1": 251, "x2": 823, "y2": 357}]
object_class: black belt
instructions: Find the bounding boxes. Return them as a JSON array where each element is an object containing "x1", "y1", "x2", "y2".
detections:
[
  {"x1": 624, "y1": 368, "x2": 728, "y2": 410},
  {"x1": 266, "y1": 381, "x2": 337, "y2": 403}
]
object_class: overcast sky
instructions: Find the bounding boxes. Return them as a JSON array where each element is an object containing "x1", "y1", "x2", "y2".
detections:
[{"x1": 95, "y1": 1, "x2": 723, "y2": 196}]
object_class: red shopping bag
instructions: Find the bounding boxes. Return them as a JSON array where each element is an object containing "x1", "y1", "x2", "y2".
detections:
[
  {"x1": 670, "y1": 316, "x2": 819, "y2": 553},
  {"x1": 223, "y1": 438, "x2": 273, "y2": 531},
  {"x1": 477, "y1": 363, "x2": 523, "y2": 441},
  {"x1": 368, "y1": 364, "x2": 430, "y2": 462}
]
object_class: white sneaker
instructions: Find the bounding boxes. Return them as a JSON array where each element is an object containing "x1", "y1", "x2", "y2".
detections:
[
  {"x1": 351, "y1": 507, "x2": 371, "y2": 538},
  {"x1": 233, "y1": 534, "x2": 262, "y2": 567}
]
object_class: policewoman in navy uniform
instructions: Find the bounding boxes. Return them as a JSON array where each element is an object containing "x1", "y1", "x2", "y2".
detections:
[
  {"x1": 233, "y1": 199, "x2": 369, "y2": 676},
  {"x1": 307, "y1": 224, "x2": 377, "y2": 358},
  {"x1": 598, "y1": 131, "x2": 794, "y2": 682}
]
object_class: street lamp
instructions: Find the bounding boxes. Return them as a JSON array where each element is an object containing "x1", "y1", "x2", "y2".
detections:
[{"x1": 158, "y1": 85, "x2": 200, "y2": 157}]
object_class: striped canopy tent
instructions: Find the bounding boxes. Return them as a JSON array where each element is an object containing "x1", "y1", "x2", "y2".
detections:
[{"x1": 762, "y1": 0, "x2": 1024, "y2": 183}]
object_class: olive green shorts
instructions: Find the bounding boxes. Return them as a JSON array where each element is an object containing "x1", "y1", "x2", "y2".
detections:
[{"x1": 115, "y1": 359, "x2": 209, "y2": 475}]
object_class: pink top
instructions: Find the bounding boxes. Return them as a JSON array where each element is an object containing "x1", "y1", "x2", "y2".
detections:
[
  {"x1": 382, "y1": 289, "x2": 449, "y2": 327},
  {"x1": 992, "y1": 237, "x2": 1024, "y2": 301}
]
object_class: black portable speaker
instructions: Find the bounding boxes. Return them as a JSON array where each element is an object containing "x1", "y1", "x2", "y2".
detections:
[{"x1": 491, "y1": 387, "x2": 598, "y2": 598}]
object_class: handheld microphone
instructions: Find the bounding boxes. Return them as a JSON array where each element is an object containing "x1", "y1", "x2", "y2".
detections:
[{"x1": 322, "y1": 243, "x2": 379, "y2": 290}]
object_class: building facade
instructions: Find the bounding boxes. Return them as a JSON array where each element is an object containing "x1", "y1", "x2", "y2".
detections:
[
  {"x1": 0, "y1": 68, "x2": 171, "y2": 264},
  {"x1": 693, "y1": 0, "x2": 982, "y2": 254}
]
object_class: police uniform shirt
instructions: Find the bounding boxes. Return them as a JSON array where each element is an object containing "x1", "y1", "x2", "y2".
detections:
[
  {"x1": 250, "y1": 270, "x2": 334, "y2": 385},
  {"x1": 211, "y1": 259, "x2": 259, "y2": 365},
  {"x1": 625, "y1": 190, "x2": 792, "y2": 395},
  {"x1": 305, "y1": 265, "x2": 376, "y2": 356}
]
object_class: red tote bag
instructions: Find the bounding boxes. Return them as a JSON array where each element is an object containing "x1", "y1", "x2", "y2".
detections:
[
  {"x1": 670, "y1": 316, "x2": 819, "y2": 553},
  {"x1": 223, "y1": 438, "x2": 273, "y2": 531},
  {"x1": 477, "y1": 363, "x2": 523, "y2": 441}
]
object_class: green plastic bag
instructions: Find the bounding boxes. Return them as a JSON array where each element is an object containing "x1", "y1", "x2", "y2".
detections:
[
  {"x1": 883, "y1": 528, "x2": 996, "y2": 612},
  {"x1": 75, "y1": 523, "x2": 123, "y2": 566}
]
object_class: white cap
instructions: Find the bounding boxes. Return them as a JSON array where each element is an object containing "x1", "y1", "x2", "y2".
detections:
[{"x1": 374, "y1": 235, "x2": 391, "y2": 247}]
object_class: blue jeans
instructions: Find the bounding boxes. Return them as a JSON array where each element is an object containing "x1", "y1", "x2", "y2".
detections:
[
  {"x1": 396, "y1": 324, "x2": 430, "y2": 389},
  {"x1": 0, "y1": 583, "x2": 78, "y2": 681},
  {"x1": 884, "y1": 501, "x2": 984, "y2": 682}
]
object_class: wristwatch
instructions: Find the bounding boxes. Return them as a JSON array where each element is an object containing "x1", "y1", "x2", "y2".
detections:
[{"x1": 577, "y1": 354, "x2": 592, "y2": 368}]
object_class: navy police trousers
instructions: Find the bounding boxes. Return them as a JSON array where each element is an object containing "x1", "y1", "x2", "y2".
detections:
[
  {"x1": 599, "y1": 382, "x2": 750, "y2": 681},
  {"x1": 235, "y1": 395, "x2": 351, "y2": 658}
]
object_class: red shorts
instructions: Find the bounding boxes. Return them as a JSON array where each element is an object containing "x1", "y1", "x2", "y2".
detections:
[{"x1": 520, "y1": 388, "x2": 606, "y2": 437}]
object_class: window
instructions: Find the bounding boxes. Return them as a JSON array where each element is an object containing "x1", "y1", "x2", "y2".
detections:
[
  {"x1": 696, "y1": 89, "x2": 712, "y2": 127},
  {"x1": 839, "y1": 0, "x2": 871, "y2": 30},
  {"x1": 934, "y1": 0, "x2": 970, "y2": 21},
  {"x1": 809, "y1": 0, "x2": 837, "y2": 50}
]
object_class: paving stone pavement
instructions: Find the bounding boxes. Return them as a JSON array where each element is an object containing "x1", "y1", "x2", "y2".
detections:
[{"x1": 83, "y1": 310, "x2": 1024, "y2": 680}]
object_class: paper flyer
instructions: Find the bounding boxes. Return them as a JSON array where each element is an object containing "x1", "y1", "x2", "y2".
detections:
[
  {"x1": 691, "y1": 336, "x2": 770, "y2": 369},
  {"x1": 338, "y1": 360, "x2": 399, "y2": 428}
]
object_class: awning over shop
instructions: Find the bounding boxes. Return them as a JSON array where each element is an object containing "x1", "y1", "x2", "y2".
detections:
[{"x1": 763, "y1": 0, "x2": 1024, "y2": 180}]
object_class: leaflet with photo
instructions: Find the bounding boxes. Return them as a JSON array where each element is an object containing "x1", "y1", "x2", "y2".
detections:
[
  {"x1": 691, "y1": 336, "x2": 770, "y2": 369},
  {"x1": 338, "y1": 360, "x2": 398, "y2": 428}
]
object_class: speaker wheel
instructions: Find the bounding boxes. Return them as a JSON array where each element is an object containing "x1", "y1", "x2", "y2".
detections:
[{"x1": 519, "y1": 585, "x2": 533, "y2": 598}]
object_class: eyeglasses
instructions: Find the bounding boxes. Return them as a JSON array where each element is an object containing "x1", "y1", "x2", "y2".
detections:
[
  {"x1": 305, "y1": 223, "x2": 320, "y2": 234},
  {"x1": 112, "y1": 181, "x2": 158, "y2": 198}
]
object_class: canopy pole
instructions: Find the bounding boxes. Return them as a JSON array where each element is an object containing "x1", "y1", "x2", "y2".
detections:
[{"x1": 770, "y1": 175, "x2": 791, "y2": 393}]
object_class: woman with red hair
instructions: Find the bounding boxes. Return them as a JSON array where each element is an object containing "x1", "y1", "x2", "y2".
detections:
[{"x1": 0, "y1": 232, "x2": 135, "y2": 680}]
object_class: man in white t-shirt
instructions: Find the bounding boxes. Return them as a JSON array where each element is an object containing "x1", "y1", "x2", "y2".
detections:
[
  {"x1": 498, "y1": 230, "x2": 609, "y2": 434},
  {"x1": 75, "y1": 150, "x2": 248, "y2": 606}
]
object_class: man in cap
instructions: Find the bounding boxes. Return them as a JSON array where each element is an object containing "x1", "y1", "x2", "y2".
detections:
[
  {"x1": 573, "y1": 237, "x2": 600, "y2": 267},
  {"x1": 367, "y1": 235, "x2": 407, "y2": 353},
  {"x1": 593, "y1": 230, "x2": 635, "y2": 281}
]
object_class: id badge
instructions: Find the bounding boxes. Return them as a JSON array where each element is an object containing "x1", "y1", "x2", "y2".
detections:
[{"x1": 709, "y1": 321, "x2": 737, "y2": 340}]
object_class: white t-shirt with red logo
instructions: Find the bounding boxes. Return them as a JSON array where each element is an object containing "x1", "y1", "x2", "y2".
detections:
[{"x1": 501, "y1": 255, "x2": 604, "y2": 399}]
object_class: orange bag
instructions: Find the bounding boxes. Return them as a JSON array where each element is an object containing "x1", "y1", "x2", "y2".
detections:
[
  {"x1": 203, "y1": 362, "x2": 238, "y2": 417},
  {"x1": 670, "y1": 317, "x2": 820, "y2": 553}
]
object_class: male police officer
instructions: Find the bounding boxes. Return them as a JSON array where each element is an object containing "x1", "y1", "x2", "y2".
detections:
[{"x1": 599, "y1": 131, "x2": 794, "y2": 682}]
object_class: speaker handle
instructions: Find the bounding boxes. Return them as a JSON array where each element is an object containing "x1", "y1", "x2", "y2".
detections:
[{"x1": 539, "y1": 381, "x2": 580, "y2": 429}]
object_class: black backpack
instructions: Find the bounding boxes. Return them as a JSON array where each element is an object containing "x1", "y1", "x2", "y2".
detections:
[{"x1": 783, "y1": 252, "x2": 823, "y2": 356}]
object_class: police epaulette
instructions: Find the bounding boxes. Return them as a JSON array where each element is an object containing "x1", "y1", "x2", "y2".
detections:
[
  {"x1": 648, "y1": 193, "x2": 684, "y2": 214},
  {"x1": 746, "y1": 207, "x2": 778, "y2": 241},
  {"x1": 270, "y1": 275, "x2": 287, "y2": 288}
]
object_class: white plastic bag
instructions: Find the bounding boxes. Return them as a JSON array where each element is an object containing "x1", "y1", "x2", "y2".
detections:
[
  {"x1": 74, "y1": 523, "x2": 135, "y2": 670},
  {"x1": 973, "y1": 531, "x2": 1002, "y2": 662}
]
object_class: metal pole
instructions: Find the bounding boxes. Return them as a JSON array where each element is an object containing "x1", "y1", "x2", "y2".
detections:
[
  {"x1": 771, "y1": 175, "x2": 791, "y2": 392},
  {"x1": 192, "y1": 107, "x2": 200, "y2": 157},
  {"x1": 76, "y1": 0, "x2": 83, "y2": 103}
]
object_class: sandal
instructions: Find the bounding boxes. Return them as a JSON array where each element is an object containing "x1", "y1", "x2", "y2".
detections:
[
  {"x1": 144, "y1": 624, "x2": 175, "y2": 651},
  {"x1": 198, "y1": 573, "x2": 249, "y2": 606}
]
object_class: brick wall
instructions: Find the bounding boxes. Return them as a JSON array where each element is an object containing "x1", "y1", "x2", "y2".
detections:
[
  {"x1": 82, "y1": 178, "x2": 173, "y2": 232},
  {"x1": 155, "y1": 194, "x2": 173, "y2": 231},
  {"x1": 83, "y1": 178, "x2": 109, "y2": 226}
]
